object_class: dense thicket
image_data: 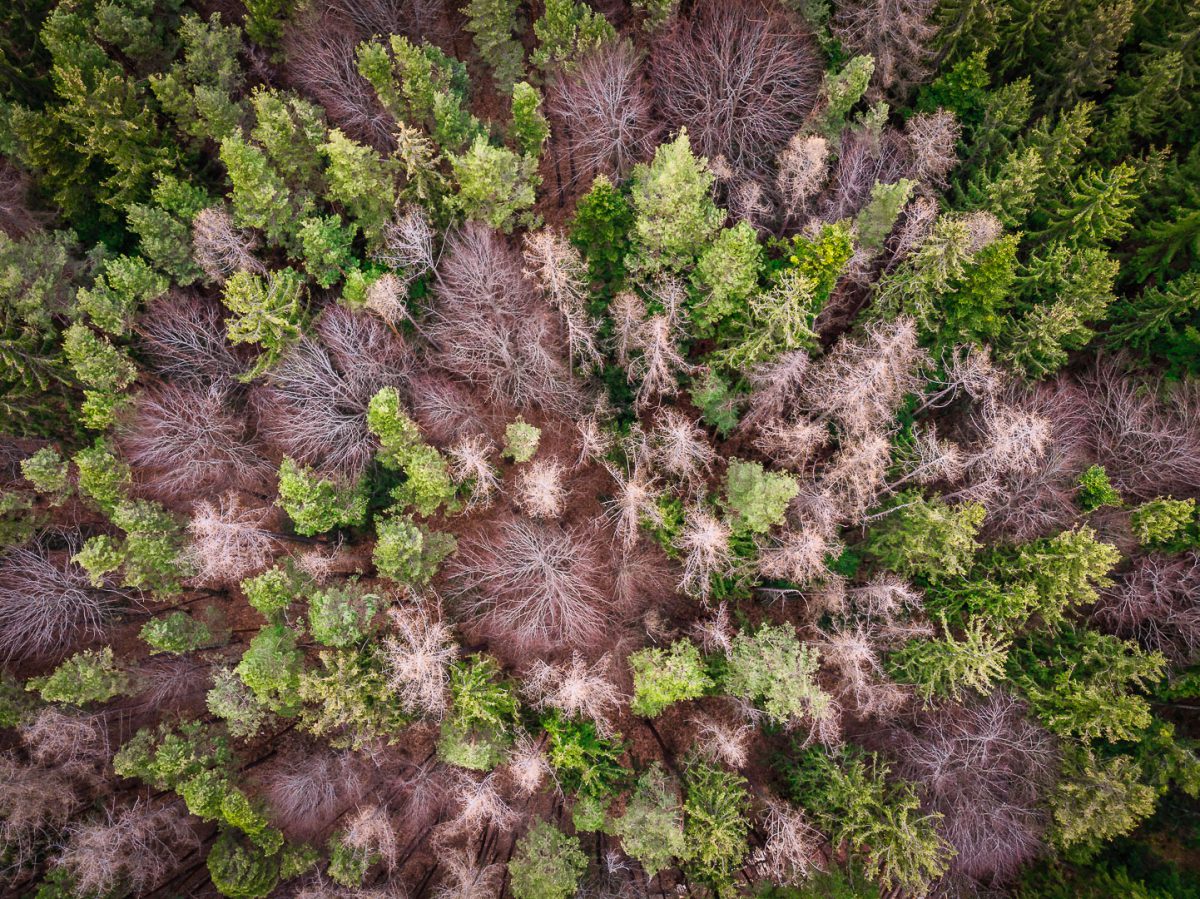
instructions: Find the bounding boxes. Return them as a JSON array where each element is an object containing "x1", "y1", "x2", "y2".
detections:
[{"x1": 1, "y1": 0, "x2": 1198, "y2": 897}]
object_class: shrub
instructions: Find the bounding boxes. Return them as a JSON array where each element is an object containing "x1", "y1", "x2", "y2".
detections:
[
  {"x1": 629, "y1": 639, "x2": 712, "y2": 717},
  {"x1": 509, "y1": 821, "x2": 588, "y2": 899}
]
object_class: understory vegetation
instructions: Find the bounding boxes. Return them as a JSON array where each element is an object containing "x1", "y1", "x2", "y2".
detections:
[{"x1": 1, "y1": 0, "x2": 1199, "y2": 896}]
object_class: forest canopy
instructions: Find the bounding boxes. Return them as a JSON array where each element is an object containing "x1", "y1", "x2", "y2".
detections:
[{"x1": 1, "y1": 0, "x2": 1199, "y2": 897}]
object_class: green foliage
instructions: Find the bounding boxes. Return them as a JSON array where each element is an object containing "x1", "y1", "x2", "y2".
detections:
[
  {"x1": 784, "y1": 746, "x2": 951, "y2": 896},
  {"x1": 110, "y1": 498, "x2": 191, "y2": 594},
  {"x1": 542, "y1": 710, "x2": 626, "y2": 799},
  {"x1": 1129, "y1": 497, "x2": 1196, "y2": 548},
  {"x1": 888, "y1": 616, "x2": 1010, "y2": 703},
  {"x1": 140, "y1": 609, "x2": 217, "y2": 653},
  {"x1": 439, "y1": 655, "x2": 518, "y2": 770},
  {"x1": 1078, "y1": 465, "x2": 1123, "y2": 511},
  {"x1": 222, "y1": 269, "x2": 306, "y2": 379},
  {"x1": 114, "y1": 720, "x2": 232, "y2": 793},
  {"x1": 323, "y1": 130, "x2": 397, "y2": 249},
  {"x1": 632, "y1": 0, "x2": 677, "y2": 30},
  {"x1": 570, "y1": 174, "x2": 633, "y2": 291},
  {"x1": 327, "y1": 831, "x2": 375, "y2": 887},
  {"x1": 1009, "y1": 628, "x2": 1166, "y2": 743},
  {"x1": 629, "y1": 639, "x2": 712, "y2": 717},
  {"x1": 856, "y1": 180, "x2": 915, "y2": 251},
  {"x1": 236, "y1": 624, "x2": 304, "y2": 716},
  {"x1": 308, "y1": 583, "x2": 381, "y2": 647},
  {"x1": 1105, "y1": 273, "x2": 1200, "y2": 376},
  {"x1": 76, "y1": 254, "x2": 168, "y2": 335},
  {"x1": 150, "y1": 13, "x2": 244, "y2": 141},
  {"x1": 220, "y1": 134, "x2": 305, "y2": 249},
  {"x1": 248, "y1": 89, "x2": 326, "y2": 191},
  {"x1": 71, "y1": 534, "x2": 123, "y2": 586},
  {"x1": 297, "y1": 647, "x2": 410, "y2": 748},
  {"x1": 462, "y1": 0, "x2": 524, "y2": 92},
  {"x1": 357, "y1": 37, "x2": 483, "y2": 154},
  {"x1": 63, "y1": 322, "x2": 136, "y2": 427},
  {"x1": 865, "y1": 491, "x2": 985, "y2": 582},
  {"x1": 510, "y1": 82, "x2": 550, "y2": 158},
  {"x1": 21, "y1": 446, "x2": 70, "y2": 503},
  {"x1": 815, "y1": 55, "x2": 874, "y2": 140},
  {"x1": 297, "y1": 215, "x2": 355, "y2": 288},
  {"x1": 373, "y1": 515, "x2": 456, "y2": 586},
  {"x1": 723, "y1": 623, "x2": 832, "y2": 728},
  {"x1": 723, "y1": 460, "x2": 798, "y2": 535},
  {"x1": 691, "y1": 369, "x2": 741, "y2": 437},
  {"x1": 628, "y1": 130, "x2": 724, "y2": 276},
  {"x1": 241, "y1": 564, "x2": 307, "y2": 619},
  {"x1": 368, "y1": 387, "x2": 455, "y2": 515},
  {"x1": 503, "y1": 417, "x2": 542, "y2": 462},
  {"x1": 207, "y1": 829, "x2": 281, "y2": 899},
  {"x1": 984, "y1": 526, "x2": 1121, "y2": 629},
  {"x1": 207, "y1": 667, "x2": 272, "y2": 740},
  {"x1": 277, "y1": 457, "x2": 368, "y2": 536},
  {"x1": 29, "y1": 646, "x2": 128, "y2": 705},
  {"x1": 531, "y1": 0, "x2": 616, "y2": 70},
  {"x1": 509, "y1": 821, "x2": 588, "y2": 899},
  {"x1": 691, "y1": 222, "x2": 763, "y2": 338},
  {"x1": 73, "y1": 439, "x2": 129, "y2": 512},
  {"x1": 449, "y1": 135, "x2": 539, "y2": 233},
  {"x1": 610, "y1": 763, "x2": 687, "y2": 877},
  {"x1": 682, "y1": 759, "x2": 751, "y2": 891},
  {"x1": 1051, "y1": 746, "x2": 1159, "y2": 857}
]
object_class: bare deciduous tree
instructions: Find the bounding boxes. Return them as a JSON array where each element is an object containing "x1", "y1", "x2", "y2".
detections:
[
  {"x1": 776, "y1": 134, "x2": 830, "y2": 225},
  {"x1": 448, "y1": 436, "x2": 500, "y2": 510},
  {"x1": 832, "y1": 0, "x2": 936, "y2": 95},
  {"x1": 430, "y1": 224, "x2": 578, "y2": 414},
  {"x1": 57, "y1": 801, "x2": 198, "y2": 897},
  {"x1": 652, "y1": 0, "x2": 821, "y2": 178},
  {"x1": 191, "y1": 206, "x2": 264, "y2": 284},
  {"x1": 137, "y1": 293, "x2": 243, "y2": 386},
  {"x1": 676, "y1": 508, "x2": 733, "y2": 601},
  {"x1": 800, "y1": 317, "x2": 930, "y2": 436},
  {"x1": 890, "y1": 692, "x2": 1057, "y2": 888},
  {"x1": 383, "y1": 604, "x2": 458, "y2": 718},
  {"x1": 255, "y1": 306, "x2": 413, "y2": 479},
  {"x1": 523, "y1": 653, "x2": 624, "y2": 736},
  {"x1": 450, "y1": 521, "x2": 613, "y2": 652},
  {"x1": 523, "y1": 230, "x2": 604, "y2": 373},
  {"x1": 547, "y1": 40, "x2": 659, "y2": 185},
  {"x1": 516, "y1": 459, "x2": 570, "y2": 520},
  {"x1": 0, "y1": 547, "x2": 118, "y2": 662},
  {"x1": 187, "y1": 493, "x2": 277, "y2": 586},
  {"x1": 758, "y1": 797, "x2": 822, "y2": 885},
  {"x1": 1094, "y1": 552, "x2": 1200, "y2": 664},
  {"x1": 121, "y1": 383, "x2": 270, "y2": 500},
  {"x1": 650, "y1": 409, "x2": 714, "y2": 488}
]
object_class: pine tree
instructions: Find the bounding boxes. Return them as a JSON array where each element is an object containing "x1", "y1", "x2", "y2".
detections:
[{"x1": 462, "y1": 0, "x2": 525, "y2": 92}]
